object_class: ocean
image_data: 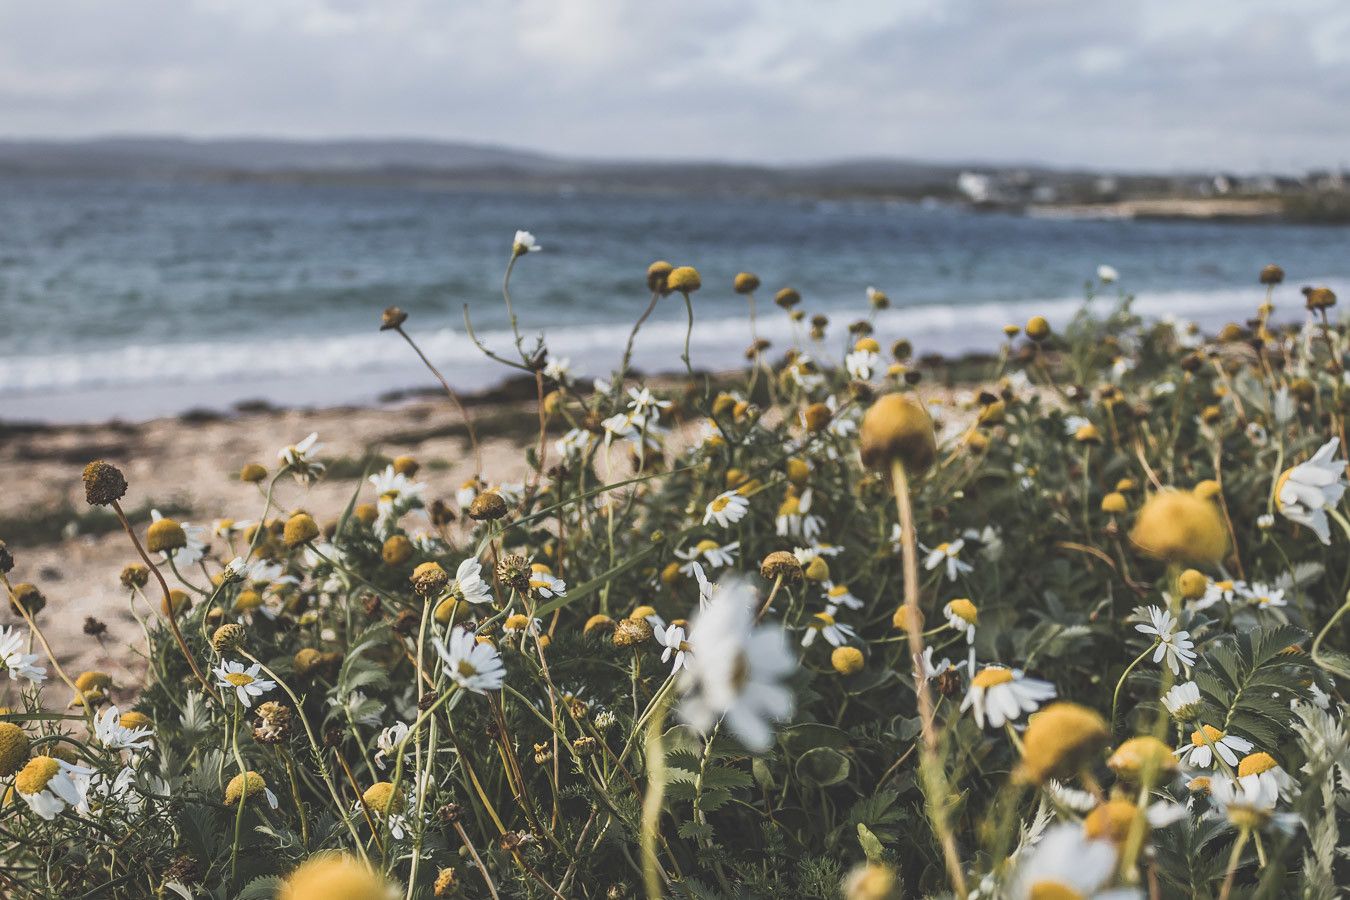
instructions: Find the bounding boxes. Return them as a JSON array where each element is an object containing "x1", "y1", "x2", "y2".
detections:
[{"x1": 3, "y1": 175, "x2": 1350, "y2": 423}]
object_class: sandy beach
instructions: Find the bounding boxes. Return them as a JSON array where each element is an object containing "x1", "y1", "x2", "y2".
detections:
[{"x1": 1, "y1": 391, "x2": 539, "y2": 693}]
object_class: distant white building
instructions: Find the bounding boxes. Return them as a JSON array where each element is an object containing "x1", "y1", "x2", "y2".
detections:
[{"x1": 957, "y1": 171, "x2": 992, "y2": 203}]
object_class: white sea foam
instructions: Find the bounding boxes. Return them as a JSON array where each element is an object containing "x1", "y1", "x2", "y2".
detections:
[{"x1": 1, "y1": 282, "x2": 1343, "y2": 421}]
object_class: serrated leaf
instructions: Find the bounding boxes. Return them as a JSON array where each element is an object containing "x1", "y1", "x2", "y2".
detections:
[{"x1": 856, "y1": 823, "x2": 884, "y2": 863}]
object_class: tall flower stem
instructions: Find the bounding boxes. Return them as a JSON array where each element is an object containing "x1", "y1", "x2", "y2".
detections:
[
  {"x1": 679, "y1": 290, "x2": 696, "y2": 379},
  {"x1": 890, "y1": 459, "x2": 967, "y2": 898},
  {"x1": 239, "y1": 650, "x2": 367, "y2": 859},
  {"x1": 639, "y1": 694, "x2": 671, "y2": 900},
  {"x1": 393, "y1": 324, "x2": 482, "y2": 475},
  {"x1": 110, "y1": 501, "x2": 220, "y2": 705},
  {"x1": 2, "y1": 573, "x2": 93, "y2": 720},
  {"x1": 1218, "y1": 826, "x2": 1251, "y2": 900},
  {"x1": 620, "y1": 291, "x2": 662, "y2": 380}
]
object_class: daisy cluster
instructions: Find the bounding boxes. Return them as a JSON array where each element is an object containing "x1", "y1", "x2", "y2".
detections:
[{"x1": 1, "y1": 248, "x2": 1348, "y2": 900}]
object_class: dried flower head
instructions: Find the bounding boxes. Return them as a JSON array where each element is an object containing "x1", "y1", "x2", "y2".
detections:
[
  {"x1": 9, "y1": 582, "x2": 46, "y2": 616},
  {"x1": 82, "y1": 460, "x2": 128, "y2": 506},
  {"x1": 211, "y1": 623, "x2": 245, "y2": 653},
  {"x1": 1130, "y1": 491, "x2": 1228, "y2": 565},
  {"x1": 411, "y1": 561, "x2": 450, "y2": 598},
  {"x1": 646, "y1": 260, "x2": 674, "y2": 294},
  {"x1": 760, "y1": 550, "x2": 803, "y2": 582},
  {"x1": 380, "y1": 306, "x2": 409, "y2": 330},
  {"x1": 468, "y1": 492, "x2": 508, "y2": 521},
  {"x1": 0, "y1": 722, "x2": 30, "y2": 777},
  {"x1": 613, "y1": 616, "x2": 653, "y2": 648},
  {"x1": 666, "y1": 266, "x2": 701, "y2": 293},
  {"x1": 283, "y1": 513, "x2": 319, "y2": 548},
  {"x1": 146, "y1": 518, "x2": 187, "y2": 553},
  {"x1": 239, "y1": 462, "x2": 268, "y2": 483},
  {"x1": 1016, "y1": 702, "x2": 1109, "y2": 784},
  {"x1": 381, "y1": 535, "x2": 414, "y2": 566},
  {"x1": 860, "y1": 393, "x2": 937, "y2": 473}
]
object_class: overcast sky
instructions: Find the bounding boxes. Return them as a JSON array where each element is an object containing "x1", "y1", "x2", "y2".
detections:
[{"x1": 2, "y1": 1, "x2": 1348, "y2": 172}]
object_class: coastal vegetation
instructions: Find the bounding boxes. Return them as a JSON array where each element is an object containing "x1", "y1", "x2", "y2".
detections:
[{"x1": 2, "y1": 240, "x2": 1349, "y2": 898}]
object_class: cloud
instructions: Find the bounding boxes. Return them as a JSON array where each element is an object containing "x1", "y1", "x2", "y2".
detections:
[{"x1": 1, "y1": 0, "x2": 1347, "y2": 171}]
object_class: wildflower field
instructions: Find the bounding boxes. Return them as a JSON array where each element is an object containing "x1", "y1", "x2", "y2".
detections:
[{"x1": 3, "y1": 239, "x2": 1350, "y2": 900}]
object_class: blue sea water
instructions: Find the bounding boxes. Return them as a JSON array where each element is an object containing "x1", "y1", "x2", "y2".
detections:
[{"x1": 2, "y1": 175, "x2": 1349, "y2": 422}]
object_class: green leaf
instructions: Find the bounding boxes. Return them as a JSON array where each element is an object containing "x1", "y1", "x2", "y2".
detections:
[
  {"x1": 795, "y1": 746, "x2": 851, "y2": 787},
  {"x1": 857, "y1": 823, "x2": 885, "y2": 863},
  {"x1": 780, "y1": 722, "x2": 850, "y2": 755}
]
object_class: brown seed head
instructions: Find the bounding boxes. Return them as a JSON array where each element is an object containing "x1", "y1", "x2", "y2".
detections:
[{"x1": 82, "y1": 460, "x2": 128, "y2": 507}]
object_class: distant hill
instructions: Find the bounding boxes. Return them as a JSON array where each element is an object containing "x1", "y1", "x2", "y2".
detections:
[
  {"x1": 0, "y1": 136, "x2": 1000, "y2": 198},
  {"x1": 0, "y1": 136, "x2": 1257, "y2": 209}
]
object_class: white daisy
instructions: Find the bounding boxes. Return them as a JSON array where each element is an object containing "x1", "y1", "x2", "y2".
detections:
[
  {"x1": 433, "y1": 627, "x2": 506, "y2": 694},
  {"x1": 1097, "y1": 264, "x2": 1119, "y2": 284},
  {"x1": 151, "y1": 509, "x2": 208, "y2": 567},
  {"x1": 1010, "y1": 824, "x2": 1133, "y2": 900},
  {"x1": 1175, "y1": 724, "x2": 1253, "y2": 769},
  {"x1": 213, "y1": 660, "x2": 276, "y2": 708},
  {"x1": 704, "y1": 491, "x2": 750, "y2": 529},
  {"x1": 678, "y1": 578, "x2": 796, "y2": 752},
  {"x1": 543, "y1": 357, "x2": 571, "y2": 383},
  {"x1": 943, "y1": 598, "x2": 978, "y2": 642},
  {"x1": 1193, "y1": 578, "x2": 1238, "y2": 611},
  {"x1": 961, "y1": 666, "x2": 1057, "y2": 729},
  {"x1": 93, "y1": 706, "x2": 154, "y2": 751},
  {"x1": 513, "y1": 230, "x2": 541, "y2": 254},
  {"x1": 451, "y1": 557, "x2": 494, "y2": 605},
  {"x1": 1236, "y1": 581, "x2": 1287, "y2": 610},
  {"x1": 1161, "y1": 681, "x2": 1203, "y2": 721},
  {"x1": 1133, "y1": 606, "x2": 1197, "y2": 675},
  {"x1": 654, "y1": 623, "x2": 692, "y2": 674},
  {"x1": 15, "y1": 756, "x2": 94, "y2": 820},
  {"x1": 821, "y1": 581, "x2": 863, "y2": 611},
  {"x1": 555, "y1": 427, "x2": 593, "y2": 458},
  {"x1": 1044, "y1": 780, "x2": 1098, "y2": 814},
  {"x1": 1275, "y1": 438, "x2": 1346, "y2": 544},
  {"x1": 374, "y1": 722, "x2": 411, "y2": 769},
  {"x1": 369, "y1": 466, "x2": 425, "y2": 533},
  {"x1": 675, "y1": 539, "x2": 740, "y2": 573},
  {"x1": 800, "y1": 606, "x2": 858, "y2": 648},
  {"x1": 923, "y1": 539, "x2": 973, "y2": 581},
  {"x1": 775, "y1": 490, "x2": 824, "y2": 542},
  {"x1": 1207, "y1": 772, "x2": 1299, "y2": 832},
  {"x1": 528, "y1": 564, "x2": 567, "y2": 599},
  {"x1": 278, "y1": 432, "x2": 325, "y2": 484},
  {"x1": 1234, "y1": 751, "x2": 1297, "y2": 802},
  {"x1": 844, "y1": 348, "x2": 881, "y2": 382},
  {"x1": 0, "y1": 626, "x2": 46, "y2": 683},
  {"x1": 916, "y1": 646, "x2": 964, "y2": 681}
]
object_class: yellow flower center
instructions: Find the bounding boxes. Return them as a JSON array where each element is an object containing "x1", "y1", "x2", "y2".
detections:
[
  {"x1": 947, "y1": 598, "x2": 978, "y2": 624},
  {"x1": 457, "y1": 660, "x2": 478, "y2": 678},
  {"x1": 1238, "y1": 751, "x2": 1277, "y2": 777},
  {"x1": 1191, "y1": 724, "x2": 1224, "y2": 747},
  {"x1": 711, "y1": 496, "x2": 731, "y2": 512},
  {"x1": 1273, "y1": 467, "x2": 1293, "y2": 508},
  {"x1": 936, "y1": 542, "x2": 951, "y2": 553},
  {"x1": 972, "y1": 667, "x2": 1014, "y2": 688},
  {"x1": 225, "y1": 672, "x2": 255, "y2": 687},
  {"x1": 827, "y1": 585, "x2": 849, "y2": 598},
  {"x1": 1216, "y1": 580, "x2": 1233, "y2": 591},
  {"x1": 1028, "y1": 882, "x2": 1085, "y2": 900},
  {"x1": 778, "y1": 497, "x2": 801, "y2": 517},
  {"x1": 812, "y1": 611, "x2": 836, "y2": 628},
  {"x1": 695, "y1": 539, "x2": 720, "y2": 553},
  {"x1": 15, "y1": 756, "x2": 60, "y2": 795}
]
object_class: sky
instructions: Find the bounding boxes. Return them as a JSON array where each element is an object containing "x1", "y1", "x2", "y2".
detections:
[{"x1": 2, "y1": 1, "x2": 1349, "y2": 172}]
